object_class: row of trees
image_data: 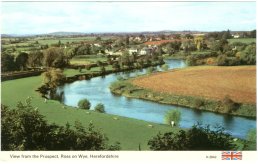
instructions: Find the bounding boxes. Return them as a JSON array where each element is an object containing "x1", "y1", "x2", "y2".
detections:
[
  {"x1": 1, "y1": 47, "x2": 74, "y2": 72},
  {"x1": 186, "y1": 40, "x2": 256, "y2": 66}
]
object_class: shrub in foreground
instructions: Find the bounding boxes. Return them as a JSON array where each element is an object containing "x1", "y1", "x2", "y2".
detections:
[
  {"x1": 78, "y1": 98, "x2": 91, "y2": 110},
  {"x1": 148, "y1": 123, "x2": 235, "y2": 150},
  {"x1": 1, "y1": 101, "x2": 120, "y2": 150}
]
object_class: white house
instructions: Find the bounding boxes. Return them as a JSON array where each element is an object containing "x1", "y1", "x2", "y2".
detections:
[
  {"x1": 128, "y1": 49, "x2": 138, "y2": 55},
  {"x1": 232, "y1": 34, "x2": 240, "y2": 38}
]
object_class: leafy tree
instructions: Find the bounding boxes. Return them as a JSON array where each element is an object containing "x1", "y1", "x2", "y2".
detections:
[
  {"x1": 1, "y1": 53, "x2": 16, "y2": 72},
  {"x1": 112, "y1": 62, "x2": 120, "y2": 71},
  {"x1": 95, "y1": 36, "x2": 101, "y2": 41},
  {"x1": 250, "y1": 30, "x2": 256, "y2": 38},
  {"x1": 78, "y1": 99, "x2": 91, "y2": 110},
  {"x1": 42, "y1": 68, "x2": 65, "y2": 88},
  {"x1": 94, "y1": 103, "x2": 105, "y2": 113},
  {"x1": 75, "y1": 45, "x2": 91, "y2": 56},
  {"x1": 27, "y1": 51, "x2": 44, "y2": 67},
  {"x1": 15, "y1": 52, "x2": 28, "y2": 70},
  {"x1": 148, "y1": 130, "x2": 188, "y2": 150},
  {"x1": 43, "y1": 47, "x2": 67, "y2": 68},
  {"x1": 186, "y1": 55, "x2": 197, "y2": 66},
  {"x1": 100, "y1": 66, "x2": 106, "y2": 74},
  {"x1": 161, "y1": 64, "x2": 169, "y2": 71},
  {"x1": 148, "y1": 123, "x2": 235, "y2": 150},
  {"x1": 164, "y1": 109, "x2": 181, "y2": 126},
  {"x1": 146, "y1": 67, "x2": 155, "y2": 74},
  {"x1": 217, "y1": 55, "x2": 227, "y2": 66},
  {"x1": 96, "y1": 60, "x2": 103, "y2": 67},
  {"x1": 1, "y1": 101, "x2": 120, "y2": 150}
]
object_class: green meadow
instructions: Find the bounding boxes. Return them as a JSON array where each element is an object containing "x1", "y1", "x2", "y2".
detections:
[{"x1": 1, "y1": 73, "x2": 178, "y2": 150}]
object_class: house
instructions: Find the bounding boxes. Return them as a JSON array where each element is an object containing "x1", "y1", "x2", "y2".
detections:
[
  {"x1": 232, "y1": 34, "x2": 240, "y2": 38},
  {"x1": 128, "y1": 49, "x2": 138, "y2": 55},
  {"x1": 139, "y1": 47, "x2": 153, "y2": 55}
]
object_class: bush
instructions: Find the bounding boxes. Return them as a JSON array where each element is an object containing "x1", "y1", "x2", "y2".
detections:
[
  {"x1": 164, "y1": 109, "x2": 181, "y2": 126},
  {"x1": 146, "y1": 67, "x2": 155, "y2": 74},
  {"x1": 161, "y1": 64, "x2": 169, "y2": 71},
  {"x1": 94, "y1": 103, "x2": 105, "y2": 113},
  {"x1": 78, "y1": 99, "x2": 91, "y2": 110},
  {"x1": 186, "y1": 55, "x2": 197, "y2": 66},
  {"x1": 194, "y1": 99, "x2": 204, "y2": 108},
  {"x1": 221, "y1": 95, "x2": 239, "y2": 113},
  {"x1": 148, "y1": 123, "x2": 235, "y2": 150},
  {"x1": 217, "y1": 55, "x2": 227, "y2": 66}
]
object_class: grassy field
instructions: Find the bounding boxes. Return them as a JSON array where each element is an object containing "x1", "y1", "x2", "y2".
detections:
[
  {"x1": 63, "y1": 65, "x2": 113, "y2": 77},
  {"x1": 1, "y1": 72, "x2": 178, "y2": 150},
  {"x1": 132, "y1": 66, "x2": 256, "y2": 104},
  {"x1": 70, "y1": 56, "x2": 107, "y2": 65},
  {"x1": 228, "y1": 38, "x2": 256, "y2": 44}
]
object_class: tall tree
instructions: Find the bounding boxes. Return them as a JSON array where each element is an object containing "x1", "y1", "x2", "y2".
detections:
[
  {"x1": 1, "y1": 53, "x2": 16, "y2": 72},
  {"x1": 16, "y1": 52, "x2": 29, "y2": 70}
]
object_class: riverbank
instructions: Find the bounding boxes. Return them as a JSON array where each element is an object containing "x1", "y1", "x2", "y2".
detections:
[
  {"x1": 1, "y1": 75, "x2": 182, "y2": 150},
  {"x1": 1, "y1": 64, "x2": 254, "y2": 150},
  {"x1": 110, "y1": 66, "x2": 256, "y2": 118}
]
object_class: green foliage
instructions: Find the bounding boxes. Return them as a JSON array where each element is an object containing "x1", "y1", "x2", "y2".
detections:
[
  {"x1": 1, "y1": 53, "x2": 16, "y2": 72},
  {"x1": 164, "y1": 109, "x2": 181, "y2": 126},
  {"x1": 100, "y1": 66, "x2": 106, "y2": 74},
  {"x1": 148, "y1": 123, "x2": 236, "y2": 150},
  {"x1": 186, "y1": 55, "x2": 197, "y2": 66},
  {"x1": 43, "y1": 47, "x2": 68, "y2": 68},
  {"x1": 217, "y1": 55, "x2": 227, "y2": 66},
  {"x1": 220, "y1": 96, "x2": 239, "y2": 113},
  {"x1": 1, "y1": 101, "x2": 120, "y2": 150},
  {"x1": 161, "y1": 64, "x2": 169, "y2": 71},
  {"x1": 94, "y1": 103, "x2": 105, "y2": 113},
  {"x1": 27, "y1": 51, "x2": 44, "y2": 67},
  {"x1": 42, "y1": 68, "x2": 65, "y2": 88},
  {"x1": 146, "y1": 67, "x2": 155, "y2": 74},
  {"x1": 194, "y1": 99, "x2": 204, "y2": 108},
  {"x1": 247, "y1": 129, "x2": 256, "y2": 142},
  {"x1": 78, "y1": 99, "x2": 91, "y2": 110},
  {"x1": 15, "y1": 52, "x2": 28, "y2": 71}
]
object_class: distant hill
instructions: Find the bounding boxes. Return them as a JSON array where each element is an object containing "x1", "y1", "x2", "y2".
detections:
[{"x1": 46, "y1": 31, "x2": 87, "y2": 36}]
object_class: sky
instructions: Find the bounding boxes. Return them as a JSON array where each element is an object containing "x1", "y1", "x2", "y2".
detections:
[{"x1": 1, "y1": 1, "x2": 256, "y2": 34}]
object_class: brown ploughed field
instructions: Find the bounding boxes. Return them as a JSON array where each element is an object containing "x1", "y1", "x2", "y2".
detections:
[{"x1": 132, "y1": 66, "x2": 256, "y2": 104}]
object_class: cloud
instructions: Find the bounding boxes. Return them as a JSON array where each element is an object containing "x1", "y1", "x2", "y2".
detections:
[{"x1": 1, "y1": 1, "x2": 256, "y2": 34}]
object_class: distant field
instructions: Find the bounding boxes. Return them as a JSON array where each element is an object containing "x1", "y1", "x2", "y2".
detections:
[
  {"x1": 70, "y1": 56, "x2": 107, "y2": 65},
  {"x1": 228, "y1": 38, "x2": 256, "y2": 44},
  {"x1": 132, "y1": 66, "x2": 256, "y2": 104}
]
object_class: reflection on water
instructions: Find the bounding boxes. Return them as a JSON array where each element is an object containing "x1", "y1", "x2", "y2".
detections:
[{"x1": 52, "y1": 59, "x2": 256, "y2": 139}]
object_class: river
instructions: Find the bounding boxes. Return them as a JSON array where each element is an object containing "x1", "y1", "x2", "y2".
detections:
[{"x1": 53, "y1": 59, "x2": 256, "y2": 139}]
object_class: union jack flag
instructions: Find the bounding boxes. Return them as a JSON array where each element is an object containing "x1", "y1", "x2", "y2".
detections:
[{"x1": 222, "y1": 151, "x2": 242, "y2": 160}]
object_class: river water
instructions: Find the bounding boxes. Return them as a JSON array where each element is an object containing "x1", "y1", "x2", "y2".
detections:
[{"x1": 54, "y1": 60, "x2": 256, "y2": 139}]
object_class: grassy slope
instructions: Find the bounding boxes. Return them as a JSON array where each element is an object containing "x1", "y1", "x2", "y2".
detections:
[{"x1": 1, "y1": 74, "x2": 177, "y2": 150}]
